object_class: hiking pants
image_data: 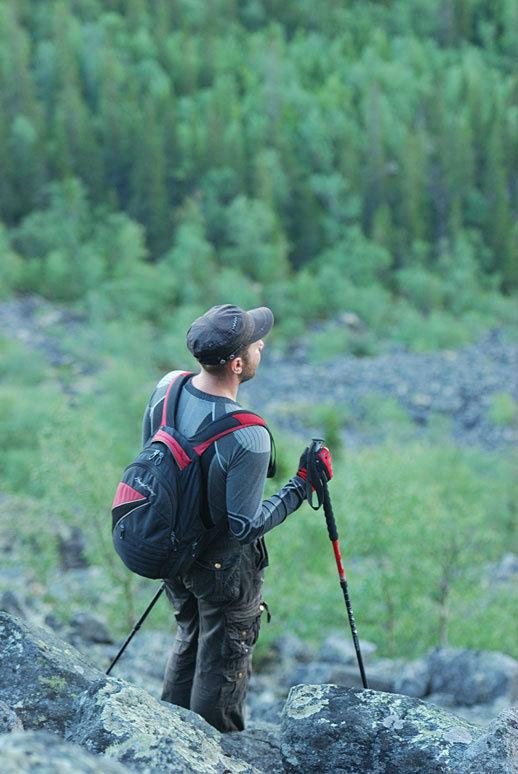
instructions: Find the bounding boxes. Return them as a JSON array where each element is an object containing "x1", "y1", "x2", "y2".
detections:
[{"x1": 162, "y1": 539, "x2": 268, "y2": 733}]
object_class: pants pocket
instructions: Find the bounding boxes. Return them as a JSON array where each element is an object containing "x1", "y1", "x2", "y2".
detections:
[
  {"x1": 189, "y1": 552, "x2": 241, "y2": 603},
  {"x1": 217, "y1": 664, "x2": 250, "y2": 710},
  {"x1": 223, "y1": 606, "x2": 262, "y2": 663}
]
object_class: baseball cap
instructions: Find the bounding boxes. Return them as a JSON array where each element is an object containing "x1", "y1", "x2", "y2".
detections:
[{"x1": 186, "y1": 304, "x2": 274, "y2": 365}]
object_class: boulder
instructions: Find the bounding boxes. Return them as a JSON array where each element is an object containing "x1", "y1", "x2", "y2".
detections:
[
  {"x1": 223, "y1": 721, "x2": 283, "y2": 774},
  {"x1": 455, "y1": 705, "x2": 518, "y2": 773},
  {"x1": 0, "y1": 700, "x2": 24, "y2": 733},
  {"x1": 0, "y1": 612, "x2": 262, "y2": 773},
  {"x1": 0, "y1": 612, "x2": 107, "y2": 734},
  {"x1": 0, "y1": 731, "x2": 132, "y2": 773},
  {"x1": 69, "y1": 612, "x2": 113, "y2": 644},
  {"x1": 427, "y1": 648, "x2": 518, "y2": 706},
  {"x1": 70, "y1": 678, "x2": 261, "y2": 774},
  {"x1": 286, "y1": 660, "x2": 393, "y2": 693},
  {"x1": 0, "y1": 590, "x2": 29, "y2": 619},
  {"x1": 281, "y1": 684, "x2": 483, "y2": 774},
  {"x1": 318, "y1": 631, "x2": 377, "y2": 664},
  {"x1": 394, "y1": 656, "x2": 431, "y2": 698},
  {"x1": 57, "y1": 526, "x2": 89, "y2": 569}
]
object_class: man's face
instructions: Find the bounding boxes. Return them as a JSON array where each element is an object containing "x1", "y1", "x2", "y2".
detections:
[{"x1": 239, "y1": 339, "x2": 264, "y2": 383}]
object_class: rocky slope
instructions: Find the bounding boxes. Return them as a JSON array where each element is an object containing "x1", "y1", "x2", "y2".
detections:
[
  {"x1": 1, "y1": 295, "x2": 517, "y2": 450},
  {"x1": 1, "y1": 612, "x2": 517, "y2": 773},
  {"x1": 241, "y1": 326, "x2": 518, "y2": 451}
]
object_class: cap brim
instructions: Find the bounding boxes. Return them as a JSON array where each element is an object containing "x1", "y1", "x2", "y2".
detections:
[{"x1": 248, "y1": 307, "x2": 274, "y2": 342}]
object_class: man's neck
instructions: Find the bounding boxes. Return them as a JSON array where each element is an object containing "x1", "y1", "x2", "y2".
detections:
[{"x1": 191, "y1": 371, "x2": 240, "y2": 402}]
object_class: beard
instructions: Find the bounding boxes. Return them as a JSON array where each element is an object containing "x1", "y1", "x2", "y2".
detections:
[{"x1": 239, "y1": 351, "x2": 257, "y2": 383}]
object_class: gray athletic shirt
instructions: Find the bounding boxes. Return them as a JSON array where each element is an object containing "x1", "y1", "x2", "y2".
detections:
[{"x1": 141, "y1": 371, "x2": 306, "y2": 544}]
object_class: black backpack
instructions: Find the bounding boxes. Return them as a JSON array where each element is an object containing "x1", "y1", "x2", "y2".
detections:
[{"x1": 111, "y1": 371, "x2": 274, "y2": 580}]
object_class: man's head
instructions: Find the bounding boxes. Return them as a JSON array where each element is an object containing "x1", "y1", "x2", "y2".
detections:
[{"x1": 186, "y1": 305, "x2": 274, "y2": 371}]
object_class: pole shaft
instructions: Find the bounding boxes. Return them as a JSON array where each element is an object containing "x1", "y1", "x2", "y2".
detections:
[
  {"x1": 322, "y1": 484, "x2": 368, "y2": 689},
  {"x1": 106, "y1": 584, "x2": 165, "y2": 675},
  {"x1": 339, "y1": 577, "x2": 368, "y2": 689}
]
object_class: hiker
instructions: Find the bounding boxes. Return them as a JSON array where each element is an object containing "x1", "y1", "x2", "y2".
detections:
[{"x1": 141, "y1": 304, "x2": 333, "y2": 733}]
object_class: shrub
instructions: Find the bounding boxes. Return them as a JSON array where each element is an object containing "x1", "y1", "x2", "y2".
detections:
[
  {"x1": 488, "y1": 392, "x2": 517, "y2": 426},
  {"x1": 0, "y1": 224, "x2": 24, "y2": 299}
]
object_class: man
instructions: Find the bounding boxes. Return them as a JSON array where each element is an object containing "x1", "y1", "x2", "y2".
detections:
[{"x1": 141, "y1": 304, "x2": 332, "y2": 732}]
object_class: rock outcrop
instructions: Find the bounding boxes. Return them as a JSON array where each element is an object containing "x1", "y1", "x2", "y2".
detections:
[
  {"x1": 458, "y1": 706, "x2": 518, "y2": 773},
  {"x1": 0, "y1": 731, "x2": 133, "y2": 774},
  {"x1": 280, "y1": 683, "x2": 517, "y2": 774},
  {"x1": 71, "y1": 678, "x2": 260, "y2": 773},
  {"x1": 1, "y1": 611, "x2": 517, "y2": 773},
  {"x1": 0, "y1": 612, "x2": 260, "y2": 773},
  {"x1": 0, "y1": 611, "x2": 108, "y2": 734}
]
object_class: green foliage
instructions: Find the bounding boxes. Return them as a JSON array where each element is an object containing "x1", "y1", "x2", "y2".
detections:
[
  {"x1": 262, "y1": 441, "x2": 517, "y2": 658},
  {"x1": 0, "y1": 223, "x2": 24, "y2": 298},
  {"x1": 301, "y1": 402, "x2": 344, "y2": 455},
  {"x1": 221, "y1": 196, "x2": 290, "y2": 284},
  {"x1": 306, "y1": 321, "x2": 379, "y2": 360},
  {"x1": 357, "y1": 395, "x2": 414, "y2": 438},
  {"x1": 488, "y1": 392, "x2": 517, "y2": 427},
  {"x1": 0, "y1": 0, "x2": 516, "y2": 316}
]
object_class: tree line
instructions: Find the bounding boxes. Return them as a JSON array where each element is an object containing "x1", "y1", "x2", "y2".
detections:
[{"x1": 0, "y1": 0, "x2": 516, "y2": 340}]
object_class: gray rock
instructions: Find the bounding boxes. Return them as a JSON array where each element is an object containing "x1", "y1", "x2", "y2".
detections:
[
  {"x1": 69, "y1": 612, "x2": 112, "y2": 644},
  {"x1": 58, "y1": 527, "x2": 89, "y2": 570},
  {"x1": 269, "y1": 632, "x2": 315, "y2": 665},
  {"x1": 318, "y1": 631, "x2": 377, "y2": 664},
  {"x1": 0, "y1": 612, "x2": 107, "y2": 734},
  {"x1": 455, "y1": 705, "x2": 518, "y2": 773},
  {"x1": 0, "y1": 731, "x2": 133, "y2": 773},
  {"x1": 0, "y1": 591, "x2": 29, "y2": 619},
  {"x1": 427, "y1": 648, "x2": 518, "y2": 706},
  {"x1": 70, "y1": 678, "x2": 261, "y2": 774},
  {"x1": 223, "y1": 721, "x2": 283, "y2": 774},
  {"x1": 0, "y1": 611, "x2": 265, "y2": 774},
  {"x1": 104, "y1": 629, "x2": 171, "y2": 684},
  {"x1": 0, "y1": 613, "x2": 272, "y2": 774},
  {"x1": 281, "y1": 683, "x2": 483, "y2": 774},
  {"x1": 394, "y1": 656, "x2": 431, "y2": 697},
  {"x1": 0, "y1": 701, "x2": 24, "y2": 733},
  {"x1": 490, "y1": 552, "x2": 518, "y2": 585},
  {"x1": 286, "y1": 660, "x2": 393, "y2": 693}
]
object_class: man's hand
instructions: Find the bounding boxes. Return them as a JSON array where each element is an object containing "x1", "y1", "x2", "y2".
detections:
[{"x1": 297, "y1": 445, "x2": 333, "y2": 485}]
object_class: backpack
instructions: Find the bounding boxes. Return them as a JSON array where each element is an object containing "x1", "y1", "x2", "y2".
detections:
[{"x1": 111, "y1": 371, "x2": 275, "y2": 580}]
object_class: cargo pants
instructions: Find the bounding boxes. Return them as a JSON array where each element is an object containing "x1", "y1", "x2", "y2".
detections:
[{"x1": 161, "y1": 536, "x2": 268, "y2": 732}]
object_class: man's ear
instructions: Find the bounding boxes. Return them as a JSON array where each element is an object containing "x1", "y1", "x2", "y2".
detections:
[{"x1": 229, "y1": 354, "x2": 243, "y2": 376}]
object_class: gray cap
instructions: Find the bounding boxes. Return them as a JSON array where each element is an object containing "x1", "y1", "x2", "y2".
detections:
[{"x1": 186, "y1": 304, "x2": 274, "y2": 365}]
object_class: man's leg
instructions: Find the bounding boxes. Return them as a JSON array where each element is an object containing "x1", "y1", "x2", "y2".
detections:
[
  {"x1": 189, "y1": 543, "x2": 265, "y2": 732},
  {"x1": 161, "y1": 578, "x2": 199, "y2": 709}
]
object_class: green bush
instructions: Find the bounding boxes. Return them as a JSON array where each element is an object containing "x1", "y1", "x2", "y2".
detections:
[
  {"x1": 0, "y1": 224, "x2": 24, "y2": 299},
  {"x1": 488, "y1": 392, "x2": 517, "y2": 426},
  {"x1": 262, "y1": 441, "x2": 516, "y2": 658},
  {"x1": 391, "y1": 305, "x2": 475, "y2": 350}
]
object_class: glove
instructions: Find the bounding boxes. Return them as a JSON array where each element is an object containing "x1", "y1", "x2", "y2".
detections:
[{"x1": 297, "y1": 445, "x2": 333, "y2": 486}]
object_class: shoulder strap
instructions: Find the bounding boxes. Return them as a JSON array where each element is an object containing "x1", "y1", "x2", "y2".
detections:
[
  {"x1": 192, "y1": 410, "x2": 276, "y2": 478},
  {"x1": 161, "y1": 376, "x2": 276, "y2": 477},
  {"x1": 161, "y1": 371, "x2": 194, "y2": 428}
]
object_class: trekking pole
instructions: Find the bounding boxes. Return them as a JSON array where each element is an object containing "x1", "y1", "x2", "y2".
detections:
[
  {"x1": 307, "y1": 439, "x2": 368, "y2": 689},
  {"x1": 106, "y1": 583, "x2": 165, "y2": 675}
]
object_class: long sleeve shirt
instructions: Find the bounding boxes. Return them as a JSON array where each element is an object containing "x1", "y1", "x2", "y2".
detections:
[{"x1": 142, "y1": 371, "x2": 305, "y2": 544}]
